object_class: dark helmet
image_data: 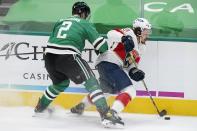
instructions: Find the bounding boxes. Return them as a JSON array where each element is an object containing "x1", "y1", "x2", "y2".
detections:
[{"x1": 72, "y1": 1, "x2": 90, "y2": 19}]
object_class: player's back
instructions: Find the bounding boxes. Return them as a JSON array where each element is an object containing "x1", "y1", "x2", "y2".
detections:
[{"x1": 46, "y1": 15, "x2": 90, "y2": 54}]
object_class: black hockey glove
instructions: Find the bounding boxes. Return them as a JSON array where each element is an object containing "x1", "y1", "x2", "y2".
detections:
[
  {"x1": 121, "y1": 35, "x2": 135, "y2": 53},
  {"x1": 129, "y1": 67, "x2": 145, "y2": 82}
]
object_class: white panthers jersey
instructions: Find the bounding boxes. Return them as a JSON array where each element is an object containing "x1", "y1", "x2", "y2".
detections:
[{"x1": 96, "y1": 28, "x2": 140, "y2": 67}]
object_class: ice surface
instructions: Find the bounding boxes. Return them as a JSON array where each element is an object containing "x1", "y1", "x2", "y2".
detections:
[{"x1": 0, "y1": 107, "x2": 196, "y2": 131}]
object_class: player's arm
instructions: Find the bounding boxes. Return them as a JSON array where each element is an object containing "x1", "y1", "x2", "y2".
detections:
[
  {"x1": 127, "y1": 49, "x2": 141, "y2": 64},
  {"x1": 107, "y1": 29, "x2": 135, "y2": 53},
  {"x1": 107, "y1": 29, "x2": 123, "y2": 45},
  {"x1": 121, "y1": 35, "x2": 135, "y2": 53},
  {"x1": 85, "y1": 23, "x2": 108, "y2": 54},
  {"x1": 124, "y1": 52, "x2": 144, "y2": 82}
]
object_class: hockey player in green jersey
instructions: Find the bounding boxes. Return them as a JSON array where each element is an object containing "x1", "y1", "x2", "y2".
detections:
[{"x1": 34, "y1": 1, "x2": 124, "y2": 128}]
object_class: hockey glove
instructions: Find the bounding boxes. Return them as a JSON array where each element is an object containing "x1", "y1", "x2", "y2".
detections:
[
  {"x1": 129, "y1": 67, "x2": 145, "y2": 81},
  {"x1": 121, "y1": 35, "x2": 135, "y2": 53}
]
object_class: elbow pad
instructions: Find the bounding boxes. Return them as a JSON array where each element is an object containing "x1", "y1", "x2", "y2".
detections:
[{"x1": 121, "y1": 35, "x2": 135, "y2": 53}]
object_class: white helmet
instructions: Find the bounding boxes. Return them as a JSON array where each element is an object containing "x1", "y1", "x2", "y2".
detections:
[{"x1": 133, "y1": 18, "x2": 151, "y2": 30}]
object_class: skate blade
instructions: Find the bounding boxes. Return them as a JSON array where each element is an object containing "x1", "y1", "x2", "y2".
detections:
[
  {"x1": 32, "y1": 112, "x2": 51, "y2": 118},
  {"x1": 101, "y1": 119, "x2": 124, "y2": 129},
  {"x1": 32, "y1": 107, "x2": 55, "y2": 118},
  {"x1": 70, "y1": 109, "x2": 84, "y2": 115}
]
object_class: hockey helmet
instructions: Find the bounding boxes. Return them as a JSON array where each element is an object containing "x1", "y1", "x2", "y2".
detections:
[
  {"x1": 133, "y1": 18, "x2": 151, "y2": 36},
  {"x1": 72, "y1": 1, "x2": 90, "y2": 19}
]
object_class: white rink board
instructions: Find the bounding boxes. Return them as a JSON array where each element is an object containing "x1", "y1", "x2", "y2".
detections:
[{"x1": 0, "y1": 34, "x2": 197, "y2": 100}]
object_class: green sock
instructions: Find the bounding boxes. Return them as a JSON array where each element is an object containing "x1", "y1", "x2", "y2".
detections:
[
  {"x1": 84, "y1": 77, "x2": 109, "y2": 114},
  {"x1": 38, "y1": 80, "x2": 70, "y2": 109}
]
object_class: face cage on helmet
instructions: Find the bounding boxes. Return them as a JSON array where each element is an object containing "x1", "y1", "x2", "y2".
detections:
[
  {"x1": 133, "y1": 27, "x2": 152, "y2": 37},
  {"x1": 141, "y1": 28, "x2": 152, "y2": 35}
]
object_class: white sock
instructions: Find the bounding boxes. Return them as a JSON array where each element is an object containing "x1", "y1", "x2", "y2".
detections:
[{"x1": 111, "y1": 100, "x2": 124, "y2": 113}]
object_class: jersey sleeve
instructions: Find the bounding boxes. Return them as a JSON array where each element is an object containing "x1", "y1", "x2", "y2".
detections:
[
  {"x1": 85, "y1": 23, "x2": 108, "y2": 53},
  {"x1": 107, "y1": 29, "x2": 124, "y2": 43}
]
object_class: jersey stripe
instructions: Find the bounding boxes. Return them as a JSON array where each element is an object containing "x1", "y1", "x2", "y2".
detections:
[
  {"x1": 75, "y1": 55, "x2": 90, "y2": 80},
  {"x1": 92, "y1": 37, "x2": 106, "y2": 50},
  {"x1": 46, "y1": 43, "x2": 81, "y2": 54},
  {"x1": 89, "y1": 89, "x2": 103, "y2": 98}
]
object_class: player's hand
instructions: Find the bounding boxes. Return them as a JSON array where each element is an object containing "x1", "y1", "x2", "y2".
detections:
[{"x1": 129, "y1": 67, "x2": 145, "y2": 81}]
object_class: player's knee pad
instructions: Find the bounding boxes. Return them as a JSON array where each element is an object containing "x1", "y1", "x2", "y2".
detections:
[
  {"x1": 44, "y1": 80, "x2": 70, "y2": 101},
  {"x1": 84, "y1": 77, "x2": 100, "y2": 92},
  {"x1": 72, "y1": 75, "x2": 84, "y2": 84},
  {"x1": 55, "y1": 79, "x2": 70, "y2": 92}
]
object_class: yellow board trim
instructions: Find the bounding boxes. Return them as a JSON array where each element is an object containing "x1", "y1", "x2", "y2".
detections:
[{"x1": 0, "y1": 91, "x2": 197, "y2": 116}]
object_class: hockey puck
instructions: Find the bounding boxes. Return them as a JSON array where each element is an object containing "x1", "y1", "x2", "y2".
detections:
[{"x1": 164, "y1": 116, "x2": 170, "y2": 120}]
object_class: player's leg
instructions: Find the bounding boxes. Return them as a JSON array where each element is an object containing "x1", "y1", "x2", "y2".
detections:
[
  {"x1": 70, "y1": 93, "x2": 93, "y2": 115},
  {"x1": 34, "y1": 53, "x2": 70, "y2": 113},
  {"x1": 71, "y1": 61, "x2": 127, "y2": 114},
  {"x1": 34, "y1": 80, "x2": 70, "y2": 113},
  {"x1": 70, "y1": 82, "x2": 112, "y2": 115},
  {"x1": 70, "y1": 88, "x2": 112, "y2": 115},
  {"x1": 111, "y1": 85, "x2": 136, "y2": 113},
  {"x1": 66, "y1": 55, "x2": 124, "y2": 127},
  {"x1": 97, "y1": 62, "x2": 136, "y2": 113},
  {"x1": 63, "y1": 54, "x2": 108, "y2": 114},
  {"x1": 70, "y1": 62, "x2": 116, "y2": 115}
]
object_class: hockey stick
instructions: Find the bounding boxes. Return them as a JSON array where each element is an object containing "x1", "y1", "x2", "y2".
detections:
[{"x1": 129, "y1": 53, "x2": 167, "y2": 117}]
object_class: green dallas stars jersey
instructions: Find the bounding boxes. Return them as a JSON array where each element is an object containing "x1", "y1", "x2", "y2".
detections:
[{"x1": 45, "y1": 15, "x2": 108, "y2": 55}]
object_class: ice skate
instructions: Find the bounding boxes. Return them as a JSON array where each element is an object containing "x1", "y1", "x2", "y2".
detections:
[
  {"x1": 101, "y1": 109, "x2": 124, "y2": 128},
  {"x1": 70, "y1": 102, "x2": 85, "y2": 115},
  {"x1": 33, "y1": 98, "x2": 55, "y2": 118}
]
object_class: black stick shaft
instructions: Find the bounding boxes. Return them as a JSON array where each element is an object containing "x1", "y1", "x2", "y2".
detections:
[
  {"x1": 129, "y1": 53, "x2": 162, "y2": 116},
  {"x1": 141, "y1": 80, "x2": 161, "y2": 116}
]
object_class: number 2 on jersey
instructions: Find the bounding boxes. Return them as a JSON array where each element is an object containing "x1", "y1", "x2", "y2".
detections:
[{"x1": 57, "y1": 21, "x2": 72, "y2": 39}]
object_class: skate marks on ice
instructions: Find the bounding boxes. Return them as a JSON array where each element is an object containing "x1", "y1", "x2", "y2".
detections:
[
  {"x1": 0, "y1": 106, "x2": 104, "y2": 131},
  {"x1": 0, "y1": 107, "x2": 197, "y2": 131}
]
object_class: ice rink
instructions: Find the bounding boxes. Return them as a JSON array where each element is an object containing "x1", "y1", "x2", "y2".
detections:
[{"x1": 0, "y1": 107, "x2": 196, "y2": 131}]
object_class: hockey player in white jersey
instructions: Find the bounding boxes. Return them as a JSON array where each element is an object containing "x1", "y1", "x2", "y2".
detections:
[{"x1": 71, "y1": 18, "x2": 152, "y2": 126}]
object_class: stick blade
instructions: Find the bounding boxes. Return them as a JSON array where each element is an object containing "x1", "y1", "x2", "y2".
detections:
[{"x1": 159, "y1": 110, "x2": 167, "y2": 117}]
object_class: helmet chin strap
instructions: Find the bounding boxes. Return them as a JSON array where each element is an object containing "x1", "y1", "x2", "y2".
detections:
[
  {"x1": 139, "y1": 29, "x2": 150, "y2": 44},
  {"x1": 86, "y1": 14, "x2": 91, "y2": 21},
  {"x1": 137, "y1": 35, "x2": 142, "y2": 44},
  {"x1": 137, "y1": 34, "x2": 147, "y2": 55},
  {"x1": 140, "y1": 36, "x2": 147, "y2": 44}
]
